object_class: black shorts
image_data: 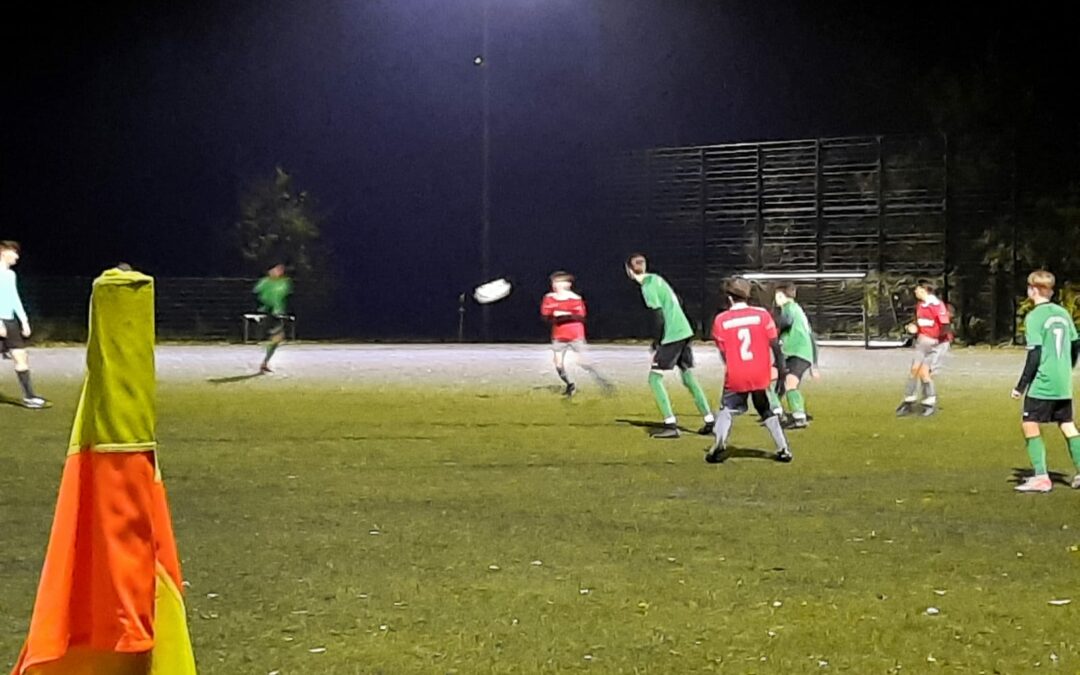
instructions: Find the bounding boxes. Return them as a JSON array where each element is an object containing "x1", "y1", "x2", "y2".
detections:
[
  {"x1": 722, "y1": 390, "x2": 775, "y2": 418},
  {"x1": 652, "y1": 338, "x2": 695, "y2": 371},
  {"x1": 0, "y1": 319, "x2": 27, "y2": 350},
  {"x1": 266, "y1": 314, "x2": 287, "y2": 337},
  {"x1": 785, "y1": 356, "x2": 812, "y2": 381},
  {"x1": 1022, "y1": 397, "x2": 1074, "y2": 424}
]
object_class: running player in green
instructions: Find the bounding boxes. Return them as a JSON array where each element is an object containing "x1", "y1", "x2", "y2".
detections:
[
  {"x1": 254, "y1": 263, "x2": 292, "y2": 373},
  {"x1": 773, "y1": 282, "x2": 819, "y2": 429},
  {"x1": 1011, "y1": 270, "x2": 1080, "y2": 493},
  {"x1": 625, "y1": 253, "x2": 714, "y2": 439}
]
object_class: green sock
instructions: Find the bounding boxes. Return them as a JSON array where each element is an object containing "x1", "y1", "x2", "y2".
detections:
[
  {"x1": 679, "y1": 369, "x2": 711, "y2": 416},
  {"x1": 766, "y1": 387, "x2": 783, "y2": 413},
  {"x1": 1067, "y1": 435, "x2": 1080, "y2": 471},
  {"x1": 787, "y1": 390, "x2": 806, "y2": 417},
  {"x1": 1026, "y1": 436, "x2": 1048, "y2": 476},
  {"x1": 649, "y1": 371, "x2": 675, "y2": 422},
  {"x1": 264, "y1": 341, "x2": 280, "y2": 364}
]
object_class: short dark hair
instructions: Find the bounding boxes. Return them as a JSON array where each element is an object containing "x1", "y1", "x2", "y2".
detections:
[
  {"x1": 915, "y1": 278, "x2": 936, "y2": 293},
  {"x1": 773, "y1": 282, "x2": 797, "y2": 297},
  {"x1": 725, "y1": 277, "x2": 752, "y2": 301},
  {"x1": 0, "y1": 240, "x2": 20, "y2": 253},
  {"x1": 626, "y1": 253, "x2": 647, "y2": 275}
]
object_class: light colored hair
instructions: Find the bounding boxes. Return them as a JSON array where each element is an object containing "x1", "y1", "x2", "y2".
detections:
[{"x1": 1027, "y1": 269, "x2": 1055, "y2": 298}]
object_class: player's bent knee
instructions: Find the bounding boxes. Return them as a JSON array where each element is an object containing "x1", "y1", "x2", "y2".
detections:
[{"x1": 1060, "y1": 422, "x2": 1079, "y2": 437}]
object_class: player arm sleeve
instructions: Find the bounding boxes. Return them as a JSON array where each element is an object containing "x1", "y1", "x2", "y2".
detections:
[
  {"x1": 770, "y1": 338, "x2": 785, "y2": 376},
  {"x1": 1015, "y1": 346, "x2": 1041, "y2": 392},
  {"x1": 12, "y1": 289, "x2": 28, "y2": 325},
  {"x1": 642, "y1": 284, "x2": 661, "y2": 309},
  {"x1": 650, "y1": 309, "x2": 664, "y2": 349},
  {"x1": 567, "y1": 299, "x2": 586, "y2": 323},
  {"x1": 776, "y1": 311, "x2": 793, "y2": 333}
]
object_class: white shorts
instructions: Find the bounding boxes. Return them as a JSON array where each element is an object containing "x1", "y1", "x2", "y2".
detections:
[
  {"x1": 912, "y1": 335, "x2": 949, "y2": 374},
  {"x1": 552, "y1": 340, "x2": 586, "y2": 355}
]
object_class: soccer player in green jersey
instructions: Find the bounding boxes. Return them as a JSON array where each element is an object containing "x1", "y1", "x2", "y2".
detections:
[
  {"x1": 625, "y1": 254, "x2": 714, "y2": 439},
  {"x1": 773, "y1": 282, "x2": 819, "y2": 429},
  {"x1": 1011, "y1": 270, "x2": 1080, "y2": 493},
  {"x1": 254, "y1": 263, "x2": 293, "y2": 373}
]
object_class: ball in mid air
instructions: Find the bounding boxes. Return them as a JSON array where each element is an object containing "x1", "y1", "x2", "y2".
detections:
[{"x1": 473, "y1": 278, "x2": 512, "y2": 304}]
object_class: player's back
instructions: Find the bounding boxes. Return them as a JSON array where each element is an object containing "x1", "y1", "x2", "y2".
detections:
[
  {"x1": 712, "y1": 304, "x2": 777, "y2": 392},
  {"x1": 1025, "y1": 302, "x2": 1078, "y2": 400},
  {"x1": 780, "y1": 302, "x2": 814, "y2": 359}
]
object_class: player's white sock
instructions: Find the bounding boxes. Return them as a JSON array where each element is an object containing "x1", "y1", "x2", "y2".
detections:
[
  {"x1": 703, "y1": 413, "x2": 715, "y2": 424},
  {"x1": 712, "y1": 409, "x2": 733, "y2": 448},
  {"x1": 903, "y1": 378, "x2": 919, "y2": 403},
  {"x1": 663, "y1": 416, "x2": 677, "y2": 426},
  {"x1": 763, "y1": 415, "x2": 788, "y2": 451},
  {"x1": 922, "y1": 381, "x2": 936, "y2": 406}
]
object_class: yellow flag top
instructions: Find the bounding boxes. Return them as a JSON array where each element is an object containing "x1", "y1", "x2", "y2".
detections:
[{"x1": 69, "y1": 268, "x2": 157, "y2": 455}]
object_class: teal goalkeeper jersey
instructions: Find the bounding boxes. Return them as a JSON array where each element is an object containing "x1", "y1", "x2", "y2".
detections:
[
  {"x1": 640, "y1": 274, "x2": 694, "y2": 344},
  {"x1": 779, "y1": 301, "x2": 815, "y2": 362},
  {"x1": 1024, "y1": 302, "x2": 1078, "y2": 400}
]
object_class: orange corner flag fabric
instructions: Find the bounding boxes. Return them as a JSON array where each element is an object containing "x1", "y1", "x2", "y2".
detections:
[{"x1": 11, "y1": 268, "x2": 197, "y2": 675}]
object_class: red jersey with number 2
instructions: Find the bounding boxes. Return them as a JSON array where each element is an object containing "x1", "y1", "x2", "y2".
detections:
[{"x1": 712, "y1": 304, "x2": 778, "y2": 392}]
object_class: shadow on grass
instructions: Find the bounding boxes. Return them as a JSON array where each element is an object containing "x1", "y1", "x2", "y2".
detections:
[
  {"x1": 207, "y1": 372, "x2": 264, "y2": 385},
  {"x1": 725, "y1": 447, "x2": 777, "y2": 461},
  {"x1": 616, "y1": 418, "x2": 697, "y2": 434},
  {"x1": 0, "y1": 392, "x2": 51, "y2": 409},
  {"x1": 1010, "y1": 467, "x2": 1071, "y2": 486},
  {"x1": 0, "y1": 392, "x2": 26, "y2": 407},
  {"x1": 530, "y1": 385, "x2": 565, "y2": 394}
]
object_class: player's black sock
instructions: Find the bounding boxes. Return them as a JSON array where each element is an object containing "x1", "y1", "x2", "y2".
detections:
[
  {"x1": 16, "y1": 369, "x2": 36, "y2": 398},
  {"x1": 556, "y1": 367, "x2": 572, "y2": 386}
]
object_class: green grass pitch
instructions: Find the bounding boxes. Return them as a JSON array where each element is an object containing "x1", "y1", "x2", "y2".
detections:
[{"x1": 1, "y1": 346, "x2": 1079, "y2": 673}]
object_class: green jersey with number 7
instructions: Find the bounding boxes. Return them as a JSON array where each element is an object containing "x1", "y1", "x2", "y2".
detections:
[{"x1": 1024, "y1": 302, "x2": 1078, "y2": 400}]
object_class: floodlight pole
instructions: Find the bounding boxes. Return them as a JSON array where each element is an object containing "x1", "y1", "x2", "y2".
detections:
[{"x1": 480, "y1": 0, "x2": 492, "y2": 341}]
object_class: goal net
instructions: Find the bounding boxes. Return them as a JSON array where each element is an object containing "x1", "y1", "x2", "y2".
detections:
[{"x1": 742, "y1": 272, "x2": 908, "y2": 348}]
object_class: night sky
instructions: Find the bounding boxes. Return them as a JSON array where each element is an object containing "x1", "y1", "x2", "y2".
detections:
[{"x1": 2, "y1": 1, "x2": 1077, "y2": 336}]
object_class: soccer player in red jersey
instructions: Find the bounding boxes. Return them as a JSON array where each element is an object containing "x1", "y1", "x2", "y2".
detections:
[
  {"x1": 540, "y1": 271, "x2": 612, "y2": 397},
  {"x1": 705, "y1": 278, "x2": 792, "y2": 464},
  {"x1": 895, "y1": 279, "x2": 953, "y2": 417}
]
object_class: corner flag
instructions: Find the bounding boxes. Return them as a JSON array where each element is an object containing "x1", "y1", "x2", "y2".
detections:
[{"x1": 11, "y1": 268, "x2": 197, "y2": 675}]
